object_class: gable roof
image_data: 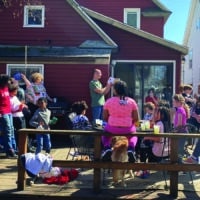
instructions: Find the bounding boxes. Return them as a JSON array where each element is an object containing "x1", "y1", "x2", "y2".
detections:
[
  {"x1": 66, "y1": 0, "x2": 118, "y2": 49},
  {"x1": 66, "y1": 0, "x2": 188, "y2": 55},
  {"x1": 143, "y1": 0, "x2": 172, "y2": 23}
]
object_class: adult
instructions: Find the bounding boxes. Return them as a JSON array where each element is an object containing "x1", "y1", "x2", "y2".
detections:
[
  {"x1": 182, "y1": 84, "x2": 196, "y2": 109},
  {"x1": 23, "y1": 73, "x2": 53, "y2": 115},
  {"x1": 0, "y1": 74, "x2": 17, "y2": 158},
  {"x1": 89, "y1": 69, "x2": 111, "y2": 123},
  {"x1": 101, "y1": 80, "x2": 139, "y2": 162},
  {"x1": 145, "y1": 88, "x2": 158, "y2": 107}
]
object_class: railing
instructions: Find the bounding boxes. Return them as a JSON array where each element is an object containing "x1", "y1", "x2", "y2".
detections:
[{"x1": 17, "y1": 129, "x2": 200, "y2": 198}]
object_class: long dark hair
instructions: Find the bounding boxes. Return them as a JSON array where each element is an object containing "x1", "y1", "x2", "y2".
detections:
[
  {"x1": 157, "y1": 106, "x2": 171, "y2": 132},
  {"x1": 114, "y1": 80, "x2": 128, "y2": 102}
]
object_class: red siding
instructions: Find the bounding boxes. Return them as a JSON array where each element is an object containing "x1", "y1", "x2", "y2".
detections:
[
  {"x1": 77, "y1": 0, "x2": 165, "y2": 37},
  {"x1": 0, "y1": 0, "x2": 101, "y2": 46},
  {"x1": 43, "y1": 64, "x2": 110, "y2": 120},
  {"x1": 95, "y1": 20, "x2": 182, "y2": 89},
  {"x1": 141, "y1": 17, "x2": 164, "y2": 37}
]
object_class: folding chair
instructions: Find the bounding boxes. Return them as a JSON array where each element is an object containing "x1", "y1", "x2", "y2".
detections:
[{"x1": 65, "y1": 112, "x2": 94, "y2": 162}]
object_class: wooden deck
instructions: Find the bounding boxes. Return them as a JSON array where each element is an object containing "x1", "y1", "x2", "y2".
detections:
[{"x1": 1, "y1": 135, "x2": 200, "y2": 199}]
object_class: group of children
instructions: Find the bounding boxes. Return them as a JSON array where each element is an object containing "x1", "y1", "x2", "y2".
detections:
[{"x1": 0, "y1": 73, "x2": 56, "y2": 158}]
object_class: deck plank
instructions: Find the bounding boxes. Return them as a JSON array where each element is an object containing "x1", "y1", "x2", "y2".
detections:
[{"x1": 1, "y1": 146, "x2": 200, "y2": 199}]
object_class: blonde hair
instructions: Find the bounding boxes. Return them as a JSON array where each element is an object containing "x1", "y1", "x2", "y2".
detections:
[
  {"x1": 30, "y1": 73, "x2": 43, "y2": 83},
  {"x1": 173, "y1": 94, "x2": 190, "y2": 119}
]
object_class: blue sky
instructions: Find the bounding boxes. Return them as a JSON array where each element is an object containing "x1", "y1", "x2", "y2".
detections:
[{"x1": 159, "y1": 0, "x2": 191, "y2": 44}]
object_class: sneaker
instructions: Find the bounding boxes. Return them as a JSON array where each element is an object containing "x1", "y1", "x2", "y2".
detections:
[
  {"x1": 128, "y1": 148, "x2": 136, "y2": 163},
  {"x1": 101, "y1": 147, "x2": 112, "y2": 161},
  {"x1": 182, "y1": 156, "x2": 198, "y2": 164}
]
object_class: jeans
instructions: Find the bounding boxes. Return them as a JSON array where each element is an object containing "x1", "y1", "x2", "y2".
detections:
[
  {"x1": 36, "y1": 133, "x2": 51, "y2": 154},
  {"x1": 0, "y1": 113, "x2": 16, "y2": 152},
  {"x1": 92, "y1": 106, "x2": 103, "y2": 123},
  {"x1": 13, "y1": 116, "x2": 26, "y2": 147}
]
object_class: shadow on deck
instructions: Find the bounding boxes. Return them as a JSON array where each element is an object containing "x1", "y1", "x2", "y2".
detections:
[{"x1": 1, "y1": 135, "x2": 200, "y2": 200}]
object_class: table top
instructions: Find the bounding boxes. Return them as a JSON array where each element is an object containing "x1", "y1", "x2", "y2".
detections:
[{"x1": 136, "y1": 127, "x2": 153, "y2": 132}]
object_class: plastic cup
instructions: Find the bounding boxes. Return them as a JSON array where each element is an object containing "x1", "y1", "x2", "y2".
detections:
[
  {"x1": 141, "y1": 123, "x2": 146, "y2": 131},
  {"x1": 52, "y1": 117, "x2": 58, "y2": 124},
  {"x1": 145, "y1": 120, "x2": 150, "y2": 130},
  {"x1": 153, "y1": 125, "x2": 160, "y2": 134}
]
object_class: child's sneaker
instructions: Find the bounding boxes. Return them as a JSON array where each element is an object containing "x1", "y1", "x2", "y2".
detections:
[
  {"x1": 182, "y1": 156, "x2": 198, "y2": 164},
  {"x1": 101, "y1": 146, "x2": 112, "y2": 161}
]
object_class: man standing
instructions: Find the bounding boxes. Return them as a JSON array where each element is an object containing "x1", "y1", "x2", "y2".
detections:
[{"x1": 89, "y1": 69, "x2": 111, "y2": 123}]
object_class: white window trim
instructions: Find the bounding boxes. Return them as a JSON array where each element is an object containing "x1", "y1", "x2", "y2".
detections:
[
  {"x1": 23, "y1": 5, "x2": 45, "y2": 28},
  {"x1": 6, "y1": 64, "x2": 44, "y2": 85},
  {"x1": 124, "y1": 8, "x2": 141, "y2": 29}
]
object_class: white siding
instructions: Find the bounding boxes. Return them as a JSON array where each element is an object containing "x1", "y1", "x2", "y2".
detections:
[{"x1": 184, "y1": 0, "x2": 200, "y2": 93}]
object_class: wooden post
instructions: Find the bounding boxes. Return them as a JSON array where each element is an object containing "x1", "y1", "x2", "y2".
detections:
[
  {"x1": 169, "y1": 137, "x2": 179, "y2": 197},
  {"x1": 17, "y1": 130, "x2": 28, "y2": 190},
  {"x1": 93, "y1": 134, "x2": 102, "y2": 193}
]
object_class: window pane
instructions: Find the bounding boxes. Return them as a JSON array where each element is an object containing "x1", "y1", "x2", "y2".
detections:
[
  {"x1": 28, "y1": 9, "x2": 42, "y2": 25},
  {"x1": 7, "y1": 65, "x2": 43, "y2": 86},
  {"x1": 127, "y1": 12, "x2": 137, "y2": 27}
]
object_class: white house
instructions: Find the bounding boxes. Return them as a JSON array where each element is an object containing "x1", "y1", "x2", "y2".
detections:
[{"x1": 183, "y1": 0, "x2": 200, "y2": 94}]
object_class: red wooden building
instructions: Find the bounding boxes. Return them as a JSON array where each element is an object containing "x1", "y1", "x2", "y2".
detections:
[{"x1": 0, "y1": 0, "x2": 188, "y2": 119}]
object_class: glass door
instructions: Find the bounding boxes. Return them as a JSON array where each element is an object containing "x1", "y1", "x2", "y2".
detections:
[{"x1": 114, "y1": 62, "x2": 174, "y2": 117}]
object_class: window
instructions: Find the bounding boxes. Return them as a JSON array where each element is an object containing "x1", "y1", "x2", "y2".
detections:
[
  {"x1": 124, "y1": 8, "x2": 141, "y2": 28},
  {"x1": 7, "y1": 64, "x2": 44, "y2": 86},
  {"x1": 23, "y1": 5, "x2": 45, "y2": 28}
]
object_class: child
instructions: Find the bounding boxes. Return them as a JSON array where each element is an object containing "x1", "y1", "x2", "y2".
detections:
[
  {"x1": 136, "y1": 106, "x2": 171, "y2": 178},
  {"x1": 0, "y1": 74, "x2": 17, "y2": 158},
  {"x1": 144, "y1": 106, "x2": 171, "y2": 162},
  {"x1": 29, "y1": 97, "x2": 56, "y2": 154},
  {"x1": 172, "y1": 94, "x2": 190, "y2": 160},
  {"x1": 8, "y1": 78, "x2": 27, "y2": 150},
  {"x1": 70, "y1": 100, "x2": 93, "y2": 148},
  {"x1": 71, "y1": 100, "x2": 92, "y2": 130},
  {"x1": 143, "y1": 102, "x2": 155, "y2": 126},
  {"x1": 135, "y1": 102, "x2": 155, "y2": 178}
]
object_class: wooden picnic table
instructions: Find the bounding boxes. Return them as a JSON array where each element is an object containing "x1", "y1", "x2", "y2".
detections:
[{"x1": 17, "y1": 128, "x2": 200, "y2": 198}]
